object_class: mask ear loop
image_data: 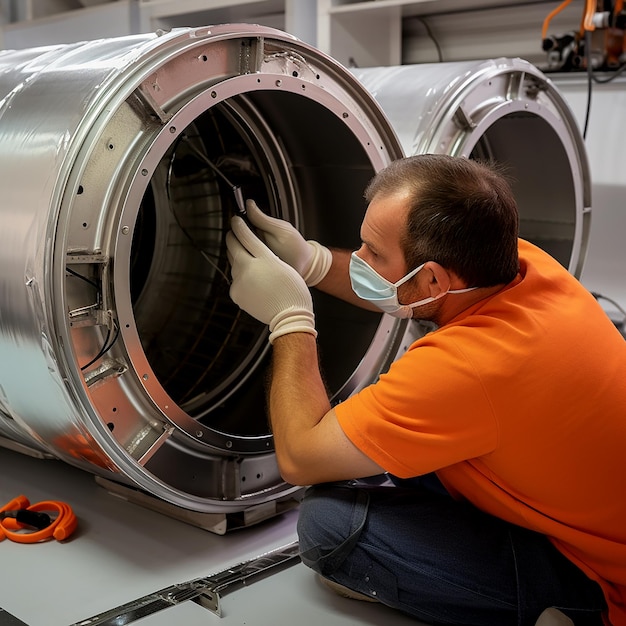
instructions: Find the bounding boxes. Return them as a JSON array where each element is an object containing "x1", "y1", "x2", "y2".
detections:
[
  {"x1": 392, "y1": 262, "x2": 426, "y2": 289},
  {"x1": 397, "y1": 261, "x2": 446, "y2": 308},
  {"x1": 399, "y1": 273, "x2": 478, "y2": 316}
]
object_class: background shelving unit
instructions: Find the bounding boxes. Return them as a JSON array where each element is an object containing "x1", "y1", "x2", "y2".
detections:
[{"x1": 0, "y1": 0, "x2": 579, "y2": 65}]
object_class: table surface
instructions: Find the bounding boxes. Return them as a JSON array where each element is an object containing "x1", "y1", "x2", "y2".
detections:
[{"x1": 0, "y1": 446, "x2": 423, "y2": 626}]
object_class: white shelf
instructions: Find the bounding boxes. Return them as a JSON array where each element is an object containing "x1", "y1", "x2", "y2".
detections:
[
  {"x1": 327, "y1": 0, "x2": 528, "y2": 15},
  {"x1": 1, "y1": 1, "x2": 579, "y2": 68},
  {"x1": 317, "y1": 0, "x2": 579, "y2": 67},
  {"x1": 140, "y1": 0, "x2": 285, "y2": 19}
]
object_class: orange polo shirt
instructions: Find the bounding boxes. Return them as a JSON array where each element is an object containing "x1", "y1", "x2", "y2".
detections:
[{"x1": 335, "y1": 239, "x2": 626, "y2": 625}]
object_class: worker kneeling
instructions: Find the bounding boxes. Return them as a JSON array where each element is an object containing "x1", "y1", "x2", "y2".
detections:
[{"x1": 225, "y1": 154, "x2": 626, "y2": 626}]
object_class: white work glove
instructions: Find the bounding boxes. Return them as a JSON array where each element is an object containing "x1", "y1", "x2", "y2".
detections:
[
  {"x1": 226, "y1": 215, "x2": 317, "y2": 344},
  {"x1": 245, "y1": 199, "x2": 332, "y2": 287}
]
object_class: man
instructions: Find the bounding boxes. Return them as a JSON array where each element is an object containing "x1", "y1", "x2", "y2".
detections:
[{"x1": 225, "y1": 154, "x2": 626, "y2": 626}]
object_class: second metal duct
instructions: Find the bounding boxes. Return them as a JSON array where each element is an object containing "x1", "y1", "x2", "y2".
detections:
[{"x1": 353, "y1": 59, "x2": 591, "y2": 277}]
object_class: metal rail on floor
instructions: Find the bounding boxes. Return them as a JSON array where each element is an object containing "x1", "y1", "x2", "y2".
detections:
[{"x1": 71, "y1": 541, "x2": 301, "y2": 625}]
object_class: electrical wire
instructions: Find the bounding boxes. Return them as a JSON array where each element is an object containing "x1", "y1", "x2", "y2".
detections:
[
  {"x1": 542, "y1": 0, "x2": 576, "y2": 40},
  {"x1": 165, "y1": 135, "x2": 232, "y2": 285},
  {"x1": 414, "y1": 17, "x2": 443, "y2": 62},
  {"x1": 66, "y1": 266, "x2": 119, "y2": 371},
  {"x1": 184, "y1": 138, "x2": 239, "y2": 191},
  {"x1": 592, "y1": 61, "x2": 626, "y2": 81},
  {"x1": 66, "y1": 266, "x2": 99, "y2": 290},
  {"x1": 80, "y1": 321, "x2": 120, "y2": 371},
  {"x1": 578, "y1": 2, "x2": 626, "y2": 137},
  {"x1": 583, "y1": 29, "x2": 593, "y2": 139},
  {"x1": 592, "y1": 291, "x2": 626, "y2": 318},
  {"x1": 592, "y1": 291, "x2": 626, "y2": 337}
]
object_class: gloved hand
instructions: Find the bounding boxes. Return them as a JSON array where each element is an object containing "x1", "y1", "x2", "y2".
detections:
[
  {"x1": 226, "y1": 215, "x2": 317, "y2": 344},
  {"x1": 245, "y1": 199, "x2": 332, "y2": 286}
]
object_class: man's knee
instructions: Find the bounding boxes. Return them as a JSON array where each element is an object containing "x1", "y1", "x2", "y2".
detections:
[{"x1": 297, "y1": 484, "x2": 369, "y2": 576}]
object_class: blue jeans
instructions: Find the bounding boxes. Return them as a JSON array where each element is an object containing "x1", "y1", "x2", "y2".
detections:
[{"x1": 297, "y1": 478, "x2": 607, "y2": 625}]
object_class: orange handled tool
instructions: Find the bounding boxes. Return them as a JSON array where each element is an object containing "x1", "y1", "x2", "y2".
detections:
[{"x1": 0, "y1": 495, "x2": 77, "y2": 543}]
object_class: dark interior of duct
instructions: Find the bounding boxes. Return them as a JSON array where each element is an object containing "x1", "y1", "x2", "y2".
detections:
[{"x1": 128, "y1": 95, "x2": 383, "y2": 440}]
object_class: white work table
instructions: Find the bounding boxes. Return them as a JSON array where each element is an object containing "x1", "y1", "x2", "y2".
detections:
[{"x1": 0, "y1": 447, "x2": 422, "y2": 626}]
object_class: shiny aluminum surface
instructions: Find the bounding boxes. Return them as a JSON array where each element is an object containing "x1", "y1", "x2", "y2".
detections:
[
  {"x1": 353, "y1": 59, "x2": 591, "y2": 276},
  {"x1": 0, "y1": 25, "x2": 405, "y2": 512}
]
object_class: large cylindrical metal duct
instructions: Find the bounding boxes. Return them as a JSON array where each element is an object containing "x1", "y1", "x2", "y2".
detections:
[
  {"x1": 0, "y1": 25, "x2": 407, "y2": 513},
  {"x1": 353, "y1": 59, "x2": 591, "y2": 277}
]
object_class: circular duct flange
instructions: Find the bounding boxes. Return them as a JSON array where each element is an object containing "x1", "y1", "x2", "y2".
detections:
[{"x1": 0, "y1": 25, "x2": 406, "y2": 512}]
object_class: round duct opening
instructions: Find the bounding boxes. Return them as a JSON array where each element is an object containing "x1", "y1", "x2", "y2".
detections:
[{"x1": 470, "y1": 112, "x2": 579, "y2": 267}]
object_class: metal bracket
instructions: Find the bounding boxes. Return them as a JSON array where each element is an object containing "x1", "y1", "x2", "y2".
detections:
[
  {"x1": 239, "y1": 36, "x2": 264, "y2": 74},
  {"x1": 95, "y1": 476, "x2": 302, "y2": 535},
  {"x1": 70, "y1": 541, "x2": 301, "y2": 625},
  {"x1": 83, "y1": 358, "x2": 128, "y2": 389},
  {"x1": 131, "y1": 84, "x2": 173, "y2": 125},
  {"x1": 66, "y1": 253, "x2": 111, "y2": 328}
]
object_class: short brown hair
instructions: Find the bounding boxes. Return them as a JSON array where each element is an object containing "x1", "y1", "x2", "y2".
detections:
[{"x1": 364, "y1": 154, "x2": 519, "y2": 287}]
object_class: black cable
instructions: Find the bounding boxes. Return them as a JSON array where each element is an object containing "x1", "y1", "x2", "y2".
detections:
[
  {"x1": 165, "y1": 134, "x2": 232, "y2": 284},
  {"x1": 66, "y1": 266, "x2": 99, "y2": 290},
  {"x1": 592, "y1": 291, "x2": 626, "y2": 317},
  {"x1": 414, "y1": 17, "x2": 443, "y2": 62},
  {"x1": 66, "y1": 266, "x2": 117, "y2": 370},
  {"x1": 592, "y1": 62, "x2": 626, "y2": 82},
  {"x1": 80, "y1": 321, "x2": 120, "y2": 371},
  {"x1": 583, "y1": 30, "x2": 593, "y2": 140},
  {"x1": 591, "y1": 291, "x2": 626, "y2": 338}
]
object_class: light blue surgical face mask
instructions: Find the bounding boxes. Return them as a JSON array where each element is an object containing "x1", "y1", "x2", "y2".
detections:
[{"x1": 349, "y1": 252, "x2": 477, "y2": 319}]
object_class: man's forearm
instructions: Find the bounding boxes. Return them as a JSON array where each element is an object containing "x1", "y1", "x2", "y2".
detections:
[
  {"x1": 268, "y1": 333, "x2": 330, "y2": 481},
  {"x1": 269, "y1": 332, "x2": 330, "y2": 437},
  {"x1": 268, "y1": 332, "x2": 386, "y2": 485}
]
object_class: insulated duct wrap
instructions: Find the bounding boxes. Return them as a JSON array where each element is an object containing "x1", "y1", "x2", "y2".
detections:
[{"x1": 0, "y1": 28, "x2": 589, "y2": 514}]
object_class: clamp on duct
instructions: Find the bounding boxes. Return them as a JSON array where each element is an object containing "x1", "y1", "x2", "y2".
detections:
[{"x1": 0, "y1": 495, "x2": 77, "y2": 543}]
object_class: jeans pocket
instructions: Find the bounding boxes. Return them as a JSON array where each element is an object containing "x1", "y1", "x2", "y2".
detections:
[{"x1": 298, "y1": 484, "x2": 370, "y2": 576}]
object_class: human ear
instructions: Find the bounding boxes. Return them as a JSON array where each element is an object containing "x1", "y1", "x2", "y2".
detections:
[{"x1": 423, "y1": 262, "x2": 452, "y2": 297}]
